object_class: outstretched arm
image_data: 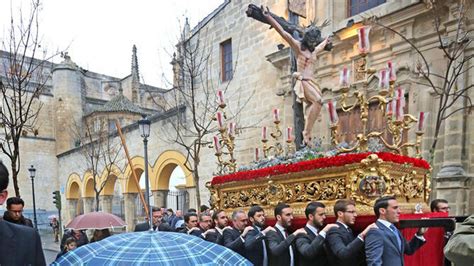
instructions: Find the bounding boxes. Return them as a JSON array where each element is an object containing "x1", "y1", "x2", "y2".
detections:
[{"x1": 262, "y1": 6, "x2": 300, "y2": 52}]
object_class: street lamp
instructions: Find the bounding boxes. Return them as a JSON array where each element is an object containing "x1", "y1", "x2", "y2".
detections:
[
  {"x1": 138, "y1": 116, "x2": 152, "y2": 230},
  {"x1": 28, "y1": 165, "x2": 37, "y2": 229}
]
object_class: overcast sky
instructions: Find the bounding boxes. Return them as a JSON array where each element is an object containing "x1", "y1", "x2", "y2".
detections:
[{"x1": 0, "y1": 0, "x2": 223, "y2": 88}]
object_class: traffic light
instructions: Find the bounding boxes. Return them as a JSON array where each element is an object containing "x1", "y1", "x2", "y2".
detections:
[{"x1": 53, "y1": 190, "x2": 61, "y2": 210}]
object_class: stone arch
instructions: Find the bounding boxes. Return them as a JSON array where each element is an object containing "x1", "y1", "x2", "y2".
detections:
[
  {"x1": 99, "y1": 164, "x2": 123, "y2": 196},
  {"x1": 152, "y1": 150, "x2": 194, "y2": 190},
  {"x1": 66, "y1": 173, "x2": 82, "y2": 199},
  {"x1": 82, "y1": 171, "x2": 96, "y2": 198},
  {"x1": 123, "y1": 156, "x2": 149, "y2": 193}
]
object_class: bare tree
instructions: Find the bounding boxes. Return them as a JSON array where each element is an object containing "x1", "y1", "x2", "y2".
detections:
[
  {"x1": 369, "y1": 0, "x2": 472, "y2": 163},
  {"x1": 0, "y1": 0, "x2": 59, "y2": 197},
  {"x1": 151, "y1": 23, "x2": 252, "y2": 207},
  {"x1": 71, "y1": 117, "x2": 123, "y2": 211}
]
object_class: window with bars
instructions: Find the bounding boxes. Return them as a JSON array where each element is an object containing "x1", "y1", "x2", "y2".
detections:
[
  {"x1": 220, "y1": 39, "x2": 233, "y2": 82},
  {"x1": 348, "y1": 0, "x2": 386, "y2": 17}
]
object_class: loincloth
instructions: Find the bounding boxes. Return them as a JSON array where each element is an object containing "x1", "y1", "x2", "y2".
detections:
[{"x1": 292, "y1": 72, "x2": 322, "y2": 104}]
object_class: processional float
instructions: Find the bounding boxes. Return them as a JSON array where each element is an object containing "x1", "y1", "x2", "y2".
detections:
[{"x1": 207, "y1": 5, "x2": 430, "y2": 218}]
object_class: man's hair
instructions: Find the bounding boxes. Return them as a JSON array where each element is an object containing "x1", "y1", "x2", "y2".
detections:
[
  {"x1": 232, "y1": 209, "x2": 246, "y2": 220},
  {"x1": 212, "y1": 209, "x2": 225, "y2": 221},
  {"x1": 7, "y1": 197, "x2": 25, "y2": 208},
  {"x1": 274, "y1": 203, "x2": 290, "y2": 218},
  {"x1": 167, "y1": 208, "x2": 174, "y2": 213},
  {"x1": 200, "y1": 205, "x2": 209, "y2": 213},
  {"x1": 430, "y1": 199, "x2": 448, "y2": 212},
  {"x1": 374, "y1": 196, "x2": 396, "y2": 218},
  {"x1": 151, "y1": 207, "x2": 161, "y2": 213},
  {"x1": 199, "y1": 212, "x2": 210, "y2": 222},
  {"x1": 0, "y1": 161, "x2": 9, "y2": 191},
  {"x1": 334, "y1": 199, "x2": 355, "y2": 216},
  {"x1": 248, "y1": 205, "x2": 264, "y2": 219},
  {"x1": 304, "y1": 202, "x2": 325, "y2": 219},
  {"x1": 187, "y1": 208, "x2": 197, "y2": 213},
  {"x1": 184, "y1": 212, "x2": 197, "y2": 223}
]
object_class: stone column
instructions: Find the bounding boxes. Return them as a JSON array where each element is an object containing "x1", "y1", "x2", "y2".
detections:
[
  {"x1": 123, "y1": 193, "x2": 138, "y2": 232},
  {"x1": 82, "y1": 197, "x2": 95, "y2": 214},
  {"x1": 67, "y1": 199, "x2": 78, "y2": 222},
  {"x1": 186, "y1": 186, "x2": 197, "y2": 211},
  {"x1": 100, "y1": 195, "x2": 114, "y2": 213},
  {"x1": 152, "y1": 189, "x2": 169, "y2": 208}
]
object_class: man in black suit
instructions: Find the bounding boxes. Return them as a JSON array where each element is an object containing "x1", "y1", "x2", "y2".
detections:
[
  {"x1": 326, "y1": 199, "x2": 377, "y2": 266},
  {"x1": 365, "y1": 196, "x2": 427, "y2": 266},
  {"x1": 3, "y1": 197, "x2": 33, "y2": 227},
  {"x1": 176, "y1": 212, "x2": 199, "y2": 234},
  {"x1": 244, "y1": 205, "x2": 275, "y2": 266},
  {"x1": 205, "y1": 209, "x2": 229, "y2": 245},
  {"x1": 134, "y1": 207, "x2": 173, "y2": 232},
  {"x1": 0, "y1": 161, "x2": 46, "y2": 265},
  {"x1": 223, "y1": 209, "x2": 254, "y2": 257},
  {"x1": 266, "y1": 203, "x2": 306, "y2": 266},
  {"x1": 294, "y1": 202, "x2": 338, "y2": 266},
  {"x1": 189, "y1": 212, "x2": 213, "y2": 238}
]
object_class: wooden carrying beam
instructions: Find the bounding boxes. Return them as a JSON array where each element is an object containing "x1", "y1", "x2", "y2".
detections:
[{"x1": 115, "y1": 119, "x2": 149, "y2": 219}]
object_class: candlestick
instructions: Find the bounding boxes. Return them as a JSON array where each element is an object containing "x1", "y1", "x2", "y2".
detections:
[
  {"x1": 255, "y1": 147, "x2": 260, "y2": 161},
  {"x1": 273, "y1": 108, "x2": 280, "y2": 123},
  {"x1": 228, "y1": 122, "x2": 236, "y2": 136},
  {"x1": 326, "y1": 100, "x2": 339, "y2": 124}
]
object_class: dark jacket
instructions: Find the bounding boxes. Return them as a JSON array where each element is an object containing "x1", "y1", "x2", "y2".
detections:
[
  {"x1": 223, "y1": 227, "x2": 246, "y2": 257},
  {"x1": 2, "y1": 210, "x2": 34, "y2": 227},
  {"x1": 326, "y1": 222, "x2": 365, "y2": 266},
  {"x1": 134, "y1": 222, "x2": 173, "y2": 232},
  {"x1": 365, "y1": 220, "x2": 425, "y2": 266},
  {"x1": 266, "y1": 226, "x2": 297, "y2": 266},
  {"x1": 60, "y1": 230, "x2": 89, "y2": 250},
  {"x1": 294, "y1": 225, "x2": 327, "y2": 266},
  {"x1": 205, "y1": 229, "x2": 224, "y2": 245},
  {"x1": 244, "y1": 225, "x2": 267, "y2": 266},
  {"x1": 0, "y1": 220, "x2": 46, "y2": 265}
]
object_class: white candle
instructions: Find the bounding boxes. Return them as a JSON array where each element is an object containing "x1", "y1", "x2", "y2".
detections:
[
  {"x1": 339, "y1": 66, "x2": 351, "y2": 87},
  {"x1": 261, "y1": 126, "x2": 267, "y2": 140},
  {"x1": 417, "y1": 112, "x2": 429, "y2": 132},
  {"x1": 273, "y1": 108, "x2": 280, "y2": 122},
  {"x1": 255, "y1": 147, "x2": 259, "y2": 161},
  {"x1": 217, "y1": 90, "x2": 225, "y2": 106},
  {"x1": 395, "y1": 88, "x2": 405, "y2": 121},
  {"x1": 286, "y1": 127, "x2": 293, "y2": 142},
  {"x1": 213, "y1": 136, "x2": 221, "y2": 153},
  {"x1": 387, "y1": 61, "x2": 397, "y2": 82},
  {"x1": 378, "y1": 69, "x2": 390, "y2": 90},
  {"x1": 216, "y1": 112, "x2": 224, "y2": 129},
  {"x1": 228, "y1": 122, "x2": 236, "y2": 136},
  {"x1": 357, "y1": 26, "x2": 371, "y2": 54},
  {"x1": 326, "y1": 100, "x2": 339, "y2": 124}
]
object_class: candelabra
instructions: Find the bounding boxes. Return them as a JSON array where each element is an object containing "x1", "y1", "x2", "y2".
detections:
[
  {"x1": 329, "y1": 26, "x2": 427, "y2": 158},
  {"x1": 261, "y1": 120, "x2": 284, "y2": 158},
  {"x1": 211, "y1": 91, "x2": 237, "y2": 175}
]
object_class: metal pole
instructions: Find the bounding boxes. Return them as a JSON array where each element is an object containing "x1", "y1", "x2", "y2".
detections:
[
  {"x1": 143, "y1": 137, "x2": 153, "y2": 230},
  {"x1": 30, "y1": 177, "x2": 37, "y2": 229}
]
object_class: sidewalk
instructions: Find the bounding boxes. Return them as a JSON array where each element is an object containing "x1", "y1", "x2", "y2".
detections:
[{"x1": 39, "y1": 229, "x2": 60, "y2": 252}]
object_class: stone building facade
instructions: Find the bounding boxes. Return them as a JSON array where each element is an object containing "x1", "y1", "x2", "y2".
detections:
[{"x1": 1, "y1": 0, "x2": 472, "y2": 231}]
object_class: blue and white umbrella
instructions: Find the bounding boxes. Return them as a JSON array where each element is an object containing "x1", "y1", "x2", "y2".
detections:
[{"x1": 53, "y1": 231, "x2": 251, "y2": 265}]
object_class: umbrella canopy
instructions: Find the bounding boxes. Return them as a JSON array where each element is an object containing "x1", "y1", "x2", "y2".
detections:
[
  {"x1": 66, "y1": 211, "x2": 126, "y2": 230},
  {"x1": 53, "y1": 231, "x2": 251, "y2": 265}
]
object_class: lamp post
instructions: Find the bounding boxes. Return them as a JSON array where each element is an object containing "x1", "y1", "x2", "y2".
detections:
[
  {"x1": 28, "y1": 165, "x2": 37, "y2": 229},
  {"x1": 138, "y1": 116, "x2": 152, "y2": 230}
]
